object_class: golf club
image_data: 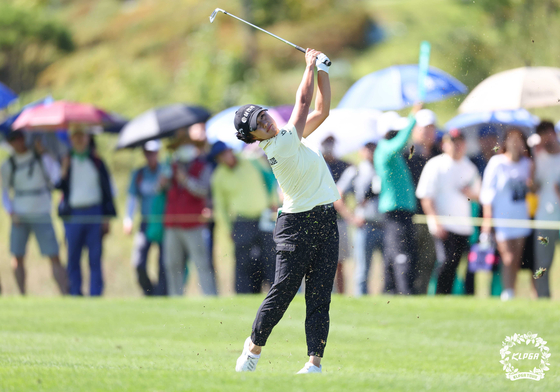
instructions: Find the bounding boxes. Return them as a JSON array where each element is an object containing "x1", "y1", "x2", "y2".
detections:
[{"x1": 209, "y1": 8, "x2": 331, "y2": 66}]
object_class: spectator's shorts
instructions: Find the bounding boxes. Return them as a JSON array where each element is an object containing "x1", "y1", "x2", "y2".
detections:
[
  {"x1": 337, "y1": 219, "x2": 350, "y2": 261},
  {"x1": 10, "y1": 215, "x2": 59, "y2": 257}
]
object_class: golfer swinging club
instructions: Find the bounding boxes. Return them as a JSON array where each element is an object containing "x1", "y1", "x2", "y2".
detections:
[{"x1": 233, "y1": 48, "x2": 339, "y2": 374}]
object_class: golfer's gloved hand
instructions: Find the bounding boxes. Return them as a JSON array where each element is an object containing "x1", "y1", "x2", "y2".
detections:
[{"x1": 316, "y1": 53, "x2": 330, "y2": 74}]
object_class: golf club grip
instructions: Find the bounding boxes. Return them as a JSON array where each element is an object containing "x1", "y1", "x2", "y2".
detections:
[{"x1": 295, "y1": 46, "x2": 332, "y2": 66}]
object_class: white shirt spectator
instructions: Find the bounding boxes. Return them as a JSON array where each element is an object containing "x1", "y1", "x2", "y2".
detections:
[
  {"x1": 480, "y1": 154, "x2": 532, "y2": 241},
  {"x1": 534, "y1": 151, "x2": 560, "y2": 221},
  {"x1": 1, "y1": 151, "x2": 60, "y2": 215},
  {"x1": 69, "y1": 156, "x2": 102, "y2": 208},
  {"x1": 259, "y1": 123, "x2": 339, "y2": 213},
  {"x1": 416, "y1": 153, "x2": 481, "y2": 236}
]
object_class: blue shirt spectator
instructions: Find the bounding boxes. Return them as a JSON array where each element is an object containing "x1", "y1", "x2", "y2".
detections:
[
  {"x1": 126, "y1": 161, "x2": 166, "y2": 219},
  {"x1": 123, "y1": 140, "x2": 168, "y2": 296}
]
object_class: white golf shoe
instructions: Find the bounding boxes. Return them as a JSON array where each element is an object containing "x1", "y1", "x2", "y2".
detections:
[
  {"x1": 500, "y1": 288, "x2": 515, "y2": 301},
  {"x1": 296, "y1": 362, "x2": 322, "y2": 374},
  {"x1": 235, "y1": 337, "x2": 260, "y2": 372}
]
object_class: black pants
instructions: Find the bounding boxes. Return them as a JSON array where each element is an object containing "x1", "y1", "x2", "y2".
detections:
[
  {"x1": 233, "y1": 219, "x2": 276, "y2": 294},
  {"x1": 382, "y1": 210, "x2": 414, "y2": 295},
  {"x1": 434, "y1": 232, "x2": 469, "y2": 294},
  {"x1": 133, "y1": 222, "x2": 167, "y2": 296},
  {"x1": 251, "y1": 204, "x2": 339, "y2": 357}
]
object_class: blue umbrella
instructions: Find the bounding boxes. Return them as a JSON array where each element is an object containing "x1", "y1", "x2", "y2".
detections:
[
  {"x1": 0, "y1": 82, "x2": 17, "y2": 109},
  {"x1": 337, "y1": 65, "x2": 467, "y2": 111},
  {"x1": 445, "y1": 109, "x2": 539, "y2": 130},
  {"x1": 0, "y1": 113, "x2": 20, "y2": 137}
]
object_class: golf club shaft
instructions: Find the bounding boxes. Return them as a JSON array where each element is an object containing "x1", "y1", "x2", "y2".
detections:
[{"x1": 215, "y1": 9, "x2": 331, "y2": 66}]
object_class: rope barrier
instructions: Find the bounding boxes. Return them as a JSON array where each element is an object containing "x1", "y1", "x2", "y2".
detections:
[
  {"x1": 7, "y1": 214, "x2": 210, "y2": 224},
  {"x1": 7, "y1": 213, "x2": 560, "y2": 230},
  {"x1": 413, "y1": 214, "x2": 560, "y2": 230}
]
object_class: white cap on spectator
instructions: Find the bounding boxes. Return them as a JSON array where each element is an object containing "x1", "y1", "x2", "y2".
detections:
[
  {"x1": 527, "y1": 133, "x2": 541, "y2": 148},
  {"x1": 144, "y1": 140, "x2": 161, "y2": 151},
  {"x1": 415, "y1": 109, "x2": 437, "y2": 127}
]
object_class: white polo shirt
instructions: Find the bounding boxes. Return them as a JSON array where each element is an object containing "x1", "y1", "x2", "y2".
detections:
[
  {"x1": 259, "y1": 123, "x2": 340, "y2": 213},
  {"x1": 416, "y1": 153, "x2": 481, "y2": 236}
]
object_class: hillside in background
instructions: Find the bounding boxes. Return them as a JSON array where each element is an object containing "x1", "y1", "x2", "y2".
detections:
[{"x1": 4, "y1": 0, "x2": 560, "y2": 122}]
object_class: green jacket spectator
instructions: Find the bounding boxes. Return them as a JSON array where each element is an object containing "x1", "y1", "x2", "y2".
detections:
[{"x1": 374, "y1": 115, "x2": 417, "y2": 214}]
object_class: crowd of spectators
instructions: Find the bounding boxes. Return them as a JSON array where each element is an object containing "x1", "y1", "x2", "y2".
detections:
[{"x1": 1, "y1": 113, "x2": 557, "y2": 300}]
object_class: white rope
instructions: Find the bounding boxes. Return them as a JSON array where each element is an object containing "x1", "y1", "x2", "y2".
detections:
[
  {"x1": 413, "y1": 214, "x2": 560, "y2": 230},
  {"x1": 11, "y1": 213, "x2": 560, "y2": 229}
]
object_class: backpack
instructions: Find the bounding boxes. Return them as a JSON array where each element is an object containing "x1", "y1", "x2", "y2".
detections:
[{"x1": 8, "y1": 150, "x2": 53, "y2": 191}]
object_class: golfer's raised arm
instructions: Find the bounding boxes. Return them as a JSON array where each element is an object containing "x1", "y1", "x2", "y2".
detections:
[
  {"x1": 303, "y1": 60, "x2": 331, "y2": 138},
  {"x1": 289, "y1": 49, "x2": 319, "y2": 139}
]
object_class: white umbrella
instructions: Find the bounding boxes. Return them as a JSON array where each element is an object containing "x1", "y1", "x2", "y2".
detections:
[
  {"x1": 304, "y1": 108, "x2": 382, "y2": 157},
  {"x1": 459, "y1": 67, "x2": 560, "y2": 113},
  {"x1": 206, "y1": 106, "x2": 287, "y2": 151},
  {"x1": 205, "y1": 106, "x2": 244, "y2": 150}
]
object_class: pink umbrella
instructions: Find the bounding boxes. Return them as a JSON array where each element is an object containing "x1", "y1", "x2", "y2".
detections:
[{"x1": 12, "y1": 100, "x2": 111, "y2": 131}]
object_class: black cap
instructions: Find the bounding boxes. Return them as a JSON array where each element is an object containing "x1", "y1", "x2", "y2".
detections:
[
  {"x1": 6, "y1": 130, "x2": 24, "y2": 142},
  {"x1": 234, "y1": 104, "x2": 267, "y2": 136}
]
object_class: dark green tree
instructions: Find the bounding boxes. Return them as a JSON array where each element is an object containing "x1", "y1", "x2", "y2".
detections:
[{"x1": 0, "y1": 3, "x2": 74, "y2": 93}]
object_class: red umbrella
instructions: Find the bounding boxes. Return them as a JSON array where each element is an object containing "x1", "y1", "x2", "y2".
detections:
[{"x1": 12, "y1": 100, "x2": 111, "y2": 131}]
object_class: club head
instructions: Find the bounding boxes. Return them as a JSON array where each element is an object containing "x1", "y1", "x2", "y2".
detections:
[{"x1": 209, "y1": 8, "x2": 225, "y2": 23}]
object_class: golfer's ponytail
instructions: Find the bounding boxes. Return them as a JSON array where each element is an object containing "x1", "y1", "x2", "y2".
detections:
[{"x1": 236, "y1": 130, "x2": 256, "y2": 144}]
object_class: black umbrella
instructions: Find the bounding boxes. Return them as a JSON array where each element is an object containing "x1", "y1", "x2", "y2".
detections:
[{"x1": 116, "y1": 104, "x2": 211, "y2": 149}]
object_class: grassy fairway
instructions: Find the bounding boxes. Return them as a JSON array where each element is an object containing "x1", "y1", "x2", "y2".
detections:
[{"x1": 0, "y1": 296, "x2": 558, "y2": 391}]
